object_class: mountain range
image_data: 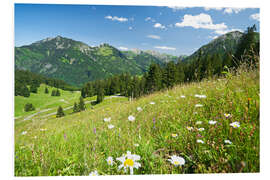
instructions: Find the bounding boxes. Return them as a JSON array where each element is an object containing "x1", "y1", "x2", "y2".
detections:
[{"x1": 15, "y1": 31, "x2": 254, "y2": 87}]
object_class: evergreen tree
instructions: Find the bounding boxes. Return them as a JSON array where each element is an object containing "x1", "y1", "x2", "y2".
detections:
[
  {"x1": 73, "y1": 102, "x2": 79, "y2": 113},
  {"x1": 145, "y1": 63, "x2": 162, "y2": 93},
  {"x1": 45, "y1": 87, "x2": 49, "y2": 94},
  {"x1": 24, "y1": 103, "x2": 35, "y2": 112},
  {"x1": 56, "y1": 106, "x2": 65, "y2": 118},
  {"x1": 51, "y1": 89, "x2": 56, "y2": 96},
  {"x1": 164, "y1": 61, "x2": 178, "y2": 88},
  {"x1": 78, "y1": 96, "x2": 86, "y2": 111},
  {"x1": 30, "y1": 84, "x2": 38, "y2": 93},
  {"x1": 96, "y1": 86, "x2": 105, "y2": 103},
  {"x1": 56, "y1": 89, "x2": 61, "y2": 96}
]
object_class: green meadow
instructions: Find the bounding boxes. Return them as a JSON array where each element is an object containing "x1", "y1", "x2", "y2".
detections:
[{"x1": 14, "y1": 65, "x2": 259, "y2": 176}]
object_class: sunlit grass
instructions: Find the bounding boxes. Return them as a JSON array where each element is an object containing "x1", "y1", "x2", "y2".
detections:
[{"x1": 14, "y1": 66, "x2": 259, "y2": 176}]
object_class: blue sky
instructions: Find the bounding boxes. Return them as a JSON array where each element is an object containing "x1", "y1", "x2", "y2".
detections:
[{"x1": 15, "y1": 4, "x2": 259, "y2": 55}]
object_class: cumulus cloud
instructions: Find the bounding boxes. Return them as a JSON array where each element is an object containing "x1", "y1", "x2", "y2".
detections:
[
  {"x1": 147, "y1": 35, "x2": 161, "y2": 40},
  {"x1": 223, "y1": 8, "x2": 245, "y2": 14},
  {"x1": 154, "y1": 46, "x2": 176, "y2": 50},
  {"x1": 154, "y1": 23, "x2": 166, "y2": 29},
  {"x1": 250, "y1": 13, "x2": 260, "y2": 21},
  {"x1": 128, "y1": 26, "x2": 133, "y2": 30},
  {"x1": 105, "y1": 15, "x2": 128, "y2": 22},
  {"x1": 175, "y1": 13, "x2": 227, "y2": 30},
  {"x1": 118, "y1": 46, "x2": 128, "y2": 51}
]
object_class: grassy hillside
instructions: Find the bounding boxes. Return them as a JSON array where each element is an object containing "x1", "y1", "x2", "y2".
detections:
[{"x1": 14, "y1": 66, "x2": 259, "y2": 176}]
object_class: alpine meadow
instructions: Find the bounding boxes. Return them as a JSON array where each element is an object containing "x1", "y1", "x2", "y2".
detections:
[{"x1": 14, "y1": 4, "x2": 260, "y2": 176}]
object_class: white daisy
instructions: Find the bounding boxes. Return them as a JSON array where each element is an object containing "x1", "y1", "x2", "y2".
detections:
[
  {"x1": 104, "y1": 117, "x2": 111, "y2": 122},
  {"x1": 195, "y1": 94, "x2": 207, "y2": 98},
  {"x1": 224, "y1": 140, "x2": 232, "y2": 144},
  {"x1": 224, "y1": 113, "x2": 231, "y2": 118},
  {"x1": 209, "y1": 120, "x2": 217, "y2": 125},
  {"x1": 21, "y1": 131, "x2": 27, "y2": 135},
  {"x1": 89, "y1": 170, "x2": 98, "y2": 176},
  {"x1": 198, "y1": 128, "x2": 205, "y2": 132},
  {"x1": 128, "y1": 115, "x2": 135, "y2": 122},
  {"x1": 150, "y1": 102, "x2": 155, "y2": 105},
  {"x1": 106, "y1": 156, "x2": 114, "y2": 166},
  {"x1": 230, "y1": 122, "x2": 240, "y2": 128},
  {"x1": 196, "y1": 121, "x2": 202, "y2": 125},
  {"x1": 195, "y1": 104, "x2": 203, "y2": 107},
  {"x1": 180, "y1": 95, "x2": 186, "y2": 98},
  {"x1": 171, "y1": 133, "x2": 178, "y2": 138},
  {"x1": 116, "y1": 151, "x2": 141, "y2": 175},
  {"x1": 137, "y1": 107, "x2": 142, "y2": 112},
  {"x1": 108, "y1": 124, "x2": 115, "y2": 129},
  {"x1": 168, "y1": 155, "x2": 185, "y2": 166},
  {"x1": 134, "y1": 143, "x2": 139, "y2": 147},
  {"x1": 186, "y1": 126, "x2": 193, "y2": 131},
  {"x1": 40, "y1": 128, "x2": 47, "y2": 131},
  {"x1": 197, "y1": 139, "x2": 204, "y2": 144}
]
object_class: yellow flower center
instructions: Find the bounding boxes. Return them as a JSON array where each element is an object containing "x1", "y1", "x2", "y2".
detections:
[
  {"x1": 124, "y1": 159, "x2": 134, "y2": 167},
  {"x1": 173, "y1": 161, "x2": 180, "y2": 165},
  {"x1": 172, "y1": 134, "x2": 177, "y2": 137},
  {"x1": 108, "y1": 160, "x2": 112, "y2": 164},
  {"x1": 233, "y1": 124, "x2": 237, "y2": 127}
]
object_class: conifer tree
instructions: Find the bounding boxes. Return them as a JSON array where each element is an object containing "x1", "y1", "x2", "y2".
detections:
[
  {"x1": 56, "y1": 89, "x2": 61, "y2": 96},
  {"x1": 56, "y1": 106, "x2": 65, "y2": 118},
  {"x1": 30, "y1": 84, "x2": 38, "y2": 93},
  {"x1": 73, "y1": 102, "x2": 79, "y2": 113},
  {"x1": 96, "y1": 86, "x2": 105, "y2": 103},
  {"x1": 51, "y1": 90, "x2": 56, "y2": 96},
  {"x1": 78, "y1": 96, "x2": 86, "y2": 111}
]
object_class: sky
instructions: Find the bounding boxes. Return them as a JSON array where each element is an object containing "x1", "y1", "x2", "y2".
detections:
[{"x1": 15, "y1": 4, "x2": 259, "y2": 56}]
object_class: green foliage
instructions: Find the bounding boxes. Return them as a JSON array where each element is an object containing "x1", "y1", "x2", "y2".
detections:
[
  {"x1": 73, "y1": 102, "x2": 79, "y2": 113},
  {"x1": 44, "y1": 87, "x2": 49, "y2": 94},
  {"x1": 24, "y1": 103, "x2": 35, "y2": 112},
  {"x1": 56, "y1": 106, "x2": 65, "y2": 118},
  {"x1": 78, "y1": 96, "x2": 86, "y2": 111}
]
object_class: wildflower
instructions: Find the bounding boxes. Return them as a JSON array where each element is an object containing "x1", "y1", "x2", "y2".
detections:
[
  {"x1": 171, "y1": 133, "x2": 178, "y2": 138},
  {"x1": 187, "y1": 126, "x2": 193, "y2": 131},
  {"x1": 128, "y1": 115, "x2": 135, "y2": 122},
  {"x1": 107, "y1": 156, "x2": 114, "y2": 166},
  {"x1": 195, "y1": 104, "x2": 203, "y2": 107},
  {"x1": 180, "y1": 95, "x2": 186, "y2": 98},
  {"x1": 168, "y1": 155, "x2": 185, "y2": 166},
  {"x1": 64, "y1": 133, "x2": 67, "y2": 140},
  {"x1": 224, "y1": 140, "x2": 232, "y2": 144},
  {"x1": 137, "y1": 107, "x2": 142, "y2": 112},
  {"x1": 230, "y1": 122, "x2": 240, "y2": 128},
  {"x1": 21, "y1": 131, "x2": 27, "y2": 135},
  {"x1": 134, "y1": 144, "x2": 139, "y2": 147},
  {"x1": 89, "y1": 170, "x2": 98, "y2": 176},
  {"x1": 224, "y1": 113, "x2": 231, "y2": 118},
  {"x1": 153, "y1": 117, "x2": 156, "y2": 129},
  {"x1": 209, "y1": 120, "x2": 217, "y2": 125},
  {"x1": 197, "y1": 139, "x2": 204, "y2": 144},
  {"x1": 40, "y1": 128, "x2": 47, "y2": 131},
  {"x1": 194, "y1": 112, "x2": 198, "y2": 114},
  {"x1": 104, "y1": 117, "x2": 111, "y2": 122},
  {"x1": 195, "y1": 94, "x2": 207, "y2": 98},
  {"x1": 196, "y1": 121, "x2": 202, "y2": 125},
  {"x1": 150, "y1": 102, "x2": 155, "y2": 105},
  {"x1": 116, "y1": 151, "x2": 141, "y2": 175},
  {"x1": 93, "y1": 127, "x2": 96, "y2": 134},
  {"x1": 198, "y1": 128, "x2": 205, "y2": 132},
  {"x1": 108, "y1": 124, "x2": 115, "y2": 129}
]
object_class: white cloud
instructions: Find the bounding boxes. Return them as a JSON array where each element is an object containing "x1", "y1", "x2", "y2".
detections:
[
  {"x1": 118, "y1": 46, "x2": 128, "y2": 51},
  {"x1": 250, "y1": 13, "x2": 260, "y2": 21},
  {"x1": 167, "y1": 6, "x2": 186, "y2": 12},
  {"x1": 204, "y1": 7, "x2": 223, "y2": 11},
  {"x1": 154, "y1": 46, "x2": 176, "y2": 50},
  {"x1": 147, "y1": 35, "x2": 161, "y2": 40},
  {"x1": 175, "y1": 13, "x2": 227, "y2": 30},
  {"x1": 223, "y1": 8, "x2": 245, "y2": 14},
  {"x1": 128, "y1": 26, "x2": 133, "y2": 30},
  {"x1": 145, "y1": 17, "x2": 155, "y2": 22},
  {"x1": 105, "y1": 15, "x2": 128, "y2": 22},
  {"x1": 154, "y1": 23, "x2": 166, "y2": 29}
]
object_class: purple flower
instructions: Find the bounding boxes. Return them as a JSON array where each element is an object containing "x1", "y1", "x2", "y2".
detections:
[
  {"x1": 197, "y1": 134, "x2": 202, "y2": 138},
  {"x1": 64, "y1": 133, "x2": 67, "y2": 140},
  {"x1": 153, "y1": 117, "x2": 156, "y2": 129},
  {"x1": 93, "y1": 127, "x2": 96, "y2": 134}
]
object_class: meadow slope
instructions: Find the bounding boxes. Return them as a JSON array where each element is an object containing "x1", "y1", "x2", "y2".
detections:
[{"x1": 14, "y1": 66, "x2": 259, "y2": 176}]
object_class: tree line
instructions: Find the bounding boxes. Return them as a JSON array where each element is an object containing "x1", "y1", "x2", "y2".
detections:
[{"x1": 81, "y1": 25, "x2": 259, "y2": 102}]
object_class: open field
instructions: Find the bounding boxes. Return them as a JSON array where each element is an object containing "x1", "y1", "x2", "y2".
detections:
[{"x1": 14, "y1": 66, "x2": 259, "y2": 176}]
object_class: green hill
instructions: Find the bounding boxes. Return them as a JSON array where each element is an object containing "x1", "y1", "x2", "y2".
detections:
[{"x1": 15, "y1": 65, "x2": 259, "y2": 176}]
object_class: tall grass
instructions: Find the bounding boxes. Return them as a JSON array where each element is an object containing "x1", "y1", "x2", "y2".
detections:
[{"x1": 14, "y1": 64, "x2": 259, "y2": 176}]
